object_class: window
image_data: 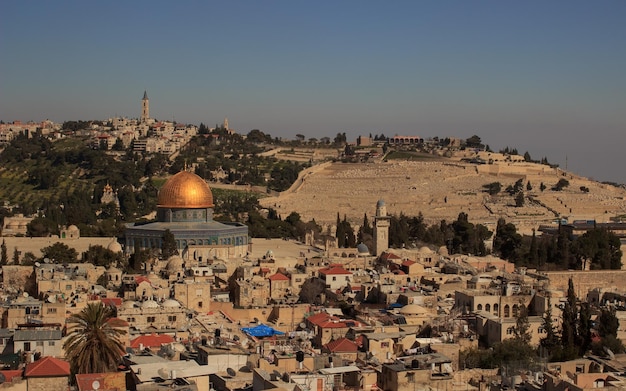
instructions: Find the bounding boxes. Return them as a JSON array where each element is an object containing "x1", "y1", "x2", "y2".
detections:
[
  {"x1": 332, "y1": 276, "x2": 337, "y2": 281},
  {"x1": 66, "y1": 284, "x2": 72, "y2": 290},
  {"x1": 381, "y1": 342, "x2": 390, "y2": 348},
  {"x1": 36, "y1": 341, "x2": 44, "y2": 347},
  {"x1": 196, "y1": 289, "x2": 203, "y2": 297},
  {"x1": 168, "y1": 316, "x2": 177, "y2": 322},
  {"x1": 198, "y1": 301, "x2": 203, "y2": 308},
  {"x1": 47, "y1": 308, "x2": 57, "y2": 314},
  {"x1": 48, "y1": 341, "x2": 55, "y2": 346},
  {"x1": 147, "y1": 316, "x2": 156, "y2": 323},
  {"x1": 407, "y1": 372, "x2": 415, "y2": 383}
]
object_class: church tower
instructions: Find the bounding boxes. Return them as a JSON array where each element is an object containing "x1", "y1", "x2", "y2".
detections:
[
  {"x1": 141, "y1": 91, "x2": 150, "y2": 123},
  {"x1": 373, "y1": 199, "x2": 390, "y2": 256}
]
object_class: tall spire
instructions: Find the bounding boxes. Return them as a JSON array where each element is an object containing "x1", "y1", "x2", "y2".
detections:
[{"x1": 143, "y1": 90, "x2": 148, "y2": 100}]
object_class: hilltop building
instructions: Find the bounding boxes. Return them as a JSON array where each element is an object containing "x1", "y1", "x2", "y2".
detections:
[
  {"x1": 141, "y1": 90, "x2": 149, "y2": 123},
  {"x1": 124, "y1": 170, "x2": 249, "y2": 260}
]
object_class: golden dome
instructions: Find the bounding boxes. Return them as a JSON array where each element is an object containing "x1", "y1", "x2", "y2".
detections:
[{"x1": 157, "y1": 171, "x2": 214, "y2": 208}]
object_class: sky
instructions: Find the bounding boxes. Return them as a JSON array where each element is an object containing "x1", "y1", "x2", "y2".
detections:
[{"x1": 1, "y1": 1, "x2": 625, "y2": 183}]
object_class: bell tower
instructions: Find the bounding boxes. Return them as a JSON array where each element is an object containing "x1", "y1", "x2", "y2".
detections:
[
  {"x1": 373, "y1": 199, "x2": 390, "y2": 256},
  {"x1": 141, "y1": 91, "x2": 150, "y2": 123}
]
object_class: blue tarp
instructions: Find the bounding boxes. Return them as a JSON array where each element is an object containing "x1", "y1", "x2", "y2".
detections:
[{"x1": 241, "y1": 324, "x2": 285, "y2": 338}]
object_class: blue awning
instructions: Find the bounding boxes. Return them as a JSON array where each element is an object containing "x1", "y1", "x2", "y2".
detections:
[{"x1": 241, "y1": 324, "x2": 285, "y2": 338}]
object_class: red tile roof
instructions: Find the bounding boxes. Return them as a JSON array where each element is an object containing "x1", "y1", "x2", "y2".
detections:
[
  {"x1": 24, "y1": 356, "x2": 70, "y2": 377},
  {"x1": 130, "y1": 333, "x2": 175, "y2": 349},
  {"x1": 135, "y1": 276, "x2": 151, "y2": 285},
  {"x1": 324, "y1": 337, "x2": 358, "y2": 353},
  {"x1": 0, "y1": 370, "x2": 23, "y2": 382},
  {"x1": 382, "y1": 252, "x2": 401, "y2": 260},
  {"x1": 402, "y1": 260, "x2": 416, "y2": 266},
  {"x1": 100, "y1": 297, "x2": 123, "y2": 307},
  {"x1": 106, "y1": 317, "x2": 129, "y2": 327},
  {"x1": 268, "y1": 273, "x2": 289, "y2": 281},
  {"x1": 306, "y1": 312, "x2": 362, "y2": 329},
  {"x1": 319, "y1": 266, "x2": 352, "y2": 276}
]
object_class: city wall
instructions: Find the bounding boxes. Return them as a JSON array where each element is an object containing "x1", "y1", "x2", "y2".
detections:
[{"x1": 545, "y1": 270, "x2": 626, "y2": 297}]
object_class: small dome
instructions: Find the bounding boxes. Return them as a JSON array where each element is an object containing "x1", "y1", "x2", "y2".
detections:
[
  {"x1": 162, "y1": 299, "x2": 181, "y2": 308},
  {"x1": 122, "y1": 300, "x2": 137, "y2": 309},
  {"x1": 376, "y1": 199, "x2": 386, "y2": 208},
  {"x1": 67, "y1": 225, "x2": 79, "y2": 232},
  {"x1": 108, "y1": 239, "x2": 123, "y2": 253},
  {"x1": 141, "y1": 300, "x2": 159, "y2": 309},
  {"x1": 157, "y1": 171, "x2": 214, "y2": 208},
  {"x1": 357, "y1": 243, "x2": 369, "y2": 254},
  {"x1": 399, "y1": 304, "x2": 429, "y2": 315}
]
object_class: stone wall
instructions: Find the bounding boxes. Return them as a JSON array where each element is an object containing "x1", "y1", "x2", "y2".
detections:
[
  {"x1": 27, "y1": 376, "x2": 68, "y2": 391},
  {"x1": 545, "y1": 270, "x2": 626, "y2": 297}
]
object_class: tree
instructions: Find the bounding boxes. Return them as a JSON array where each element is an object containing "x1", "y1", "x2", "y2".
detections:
[
  {"x1": 515, "y1": 192, "x2": 525, "y2": 207},
  {"x1": 514, "y1": 303, "x2": 532, "y2": 345},
  {"x1": 483, "y1": 182, "x2": 501, "y2": 196},
  {"x1": 13, "y1": 247, "x2": 20, "y2": 264},
  {"x1": 64, "y1": 302, "x2": 126, "y2": 379},
  {"x1": 42, "y1": 242, "x2": 78, "y2": 264},
  {"x1": 540, "y1": 182, "x2": 546, "y2": 192},
  {"x1": 560, "y1": 278, "x2": 579, "y2": 359},
  {"x1": 465, "y1": 135, "x2": 482, "y2": 149},
  {"x1": 161, "y1": 229, "x2": 179, "y2": 259},
  {"x1": 540, "y1": 296, "x2": 559, "y2": 358},
  {"x1": 82, "y1": 245, "x2": 123, "y2": 268},
  {"x1": 552, "y1": 178, "x2": 570, "y2": 191},
  {"x1": 526, "y1": 181, "x2": 532, "y2": 191},
  {"x1": 0, "y1": 240, "x2": 7, "y2": 265}
]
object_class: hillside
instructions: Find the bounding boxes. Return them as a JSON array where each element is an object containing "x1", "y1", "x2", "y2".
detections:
[{"x1": 259, "y1": 157, "x2": 626, "y2": 233}]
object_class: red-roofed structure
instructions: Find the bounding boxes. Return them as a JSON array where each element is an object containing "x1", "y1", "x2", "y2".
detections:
[
  {"x1": 306, "y1": 312, "x2": 363, "y2": 347},
  {"x1": 324, "y1": 337, "x2": 358, "y2": 353},
  {"x1": 24, "y1": 356, "x2": 70, "y2": 377},
  {"x1": 0, "y1": 370, "x2": 23, "y2": 383},
  {"x1": 268, "y1": 273, "x2": 289, "y2": 281},
  {"x1": 129, "y1": 333, "x2": 174, "y2": 349},
  {"x1": 135, "y1": 276, "x2": 151, "y2": 285},
  {"x1": 100, "y1": 297, "x2": 123, "y2": 308},
  {"x1": 318, "y1": 265, "x2": 352, "y2": 290}
]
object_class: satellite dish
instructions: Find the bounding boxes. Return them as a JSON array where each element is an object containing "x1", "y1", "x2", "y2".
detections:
[
  {"x1": 299, "y1": 322, "x2": 306, "y2": 329},
  {"x1": 92, "y1": 380, "x2": 100, "y2": 390},
  {"x1": 23, "y1": 292, "x2": 29, "y2": 298},
  {"x1": 226, "y1": 368, "x2": 236, "y2": 377},
  {"x1": 34, "y1": 262, "x2": 41, "y2": 267},
  {"x1": 272, "y1": 370, "x2": 282, "y2": 380},
  {"x1": 43, "y1": 258, "x2": 50, "y2": 263}
]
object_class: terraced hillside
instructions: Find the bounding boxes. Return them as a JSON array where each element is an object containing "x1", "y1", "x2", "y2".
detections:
[{"x1": 259, "y1": 158, "x2": 626, "y2": 233}]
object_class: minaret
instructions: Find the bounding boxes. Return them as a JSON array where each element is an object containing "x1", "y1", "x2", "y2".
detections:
[
  {"x1": 373, "y1": 199, "x2": 390, "y2": 256},
  {"x1": 223, "y1": 117, "x2": 229, "y2": 130},
  {"x1": 141, "y1": 91, "x2": 150, "y2": 123}
]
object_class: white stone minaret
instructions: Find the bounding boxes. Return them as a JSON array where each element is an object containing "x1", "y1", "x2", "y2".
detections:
[
  {"x1": 141, "y1": 91, "x2": 150, "y2": 123},
  {"x1": 373, "y1": 199, "x2": 390, "y2": 256},
  {"x1": 223, "y1": 117, "x2": 229, "y2": 130}
]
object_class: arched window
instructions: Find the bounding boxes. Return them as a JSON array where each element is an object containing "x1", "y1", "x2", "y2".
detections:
[
  {"x1": 485, "y1": 304, "x2": 491, "y2": 312},
  {"x1": 513, "y1": 304, "x2": 519, "y2": 317},
  {"x1": 493, "y1": 303, "x2": 499, "y2": 315},
  {"x1": 504, "y1": 304, "x2": 510, "y2": 317},
  {"x1": 477, "y1": 304, "x2": 483, "y2": 311}
]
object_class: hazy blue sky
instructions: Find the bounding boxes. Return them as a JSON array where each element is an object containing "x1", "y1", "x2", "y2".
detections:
[{"x1": 1, "y1": 1, "x2": 625, "y2": 183}]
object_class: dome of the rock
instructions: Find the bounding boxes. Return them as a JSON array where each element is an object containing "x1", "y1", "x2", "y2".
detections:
[{"x1": 157, "y1": 171, "x2": 214, "y2": 208}]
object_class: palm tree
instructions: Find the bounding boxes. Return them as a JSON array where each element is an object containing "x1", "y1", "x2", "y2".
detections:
[{"x1": 63, "y1": 302, "x2": 126, "y2": 376}]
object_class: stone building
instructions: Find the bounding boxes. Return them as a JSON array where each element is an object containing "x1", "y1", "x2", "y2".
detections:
[{"x1": 125, "y1": 170, "x2": 249, "y2": 260}]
